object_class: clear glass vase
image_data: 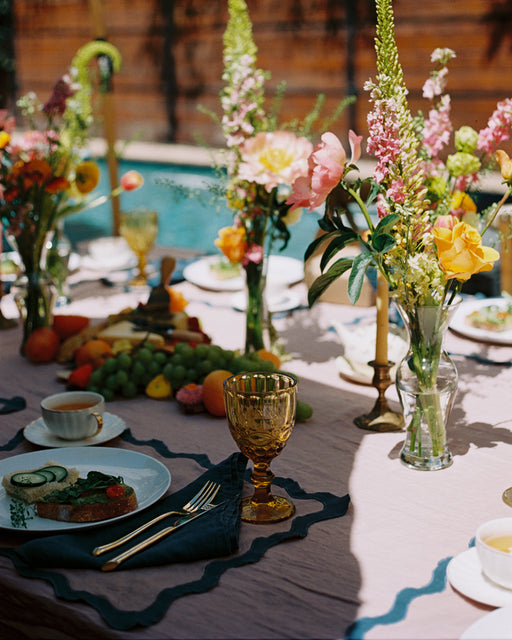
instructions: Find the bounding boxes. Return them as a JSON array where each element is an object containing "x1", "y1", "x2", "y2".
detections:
[
  {"x1": 395, "y1": 299, "x2": 460, "y2": 471},
  {"x1": 43, "y1": 219, "x2": 72, "y2": 306},
  {"x1": 244, "y1": 258, "x2": 271, "y2": 354}
]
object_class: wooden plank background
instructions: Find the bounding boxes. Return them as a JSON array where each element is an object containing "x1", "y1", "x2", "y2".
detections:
[{"x1": 9, "y1": 0, "x2": 512, "y2": 152}]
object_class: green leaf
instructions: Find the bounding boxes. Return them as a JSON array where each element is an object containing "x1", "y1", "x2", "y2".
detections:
[
  {"x1": 371, "y1": 232, "x2": 396, "y2": 253},
  {"x1": 304, "y1": 231, "x2": 337, "y2": 261},
  {"x1": 319, "y1": 231, "x2": 359, "y2": 272},
  {"x1": 375, "y1": 212, "x2": 400, "y2": 234},
  {"x1": 348, "y1": 251, "x2": 374, "y2": 304},
  {"x1": 307, "y1": 257, "x2": 353, "y2": 307}
]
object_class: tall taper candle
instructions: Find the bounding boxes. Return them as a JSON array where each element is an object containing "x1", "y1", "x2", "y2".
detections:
[{"x1": 375, "y1": 271, "x2": 389, "y2": 366}]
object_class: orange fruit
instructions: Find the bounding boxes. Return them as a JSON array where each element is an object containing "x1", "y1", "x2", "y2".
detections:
[
  {"x1": 24, "y1": 327, "x2": 60, "y2": 363},
  {"x1": 202, "y1": 369, "x2": 233, "y2": 417},
  {"x1": 74, "y1": 339, "x2": 114, "y2": 370},
  {"x1": 256, "y1": 348, "x2": 281, "y2": 369}
]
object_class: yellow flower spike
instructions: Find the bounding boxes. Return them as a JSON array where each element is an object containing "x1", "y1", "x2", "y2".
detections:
[
  {"x1": 75, "y1": 161, "x2": 100, "y2": 194},
  {"x1": 496, "y1": 150, "x2": 512, "y2": 182}
]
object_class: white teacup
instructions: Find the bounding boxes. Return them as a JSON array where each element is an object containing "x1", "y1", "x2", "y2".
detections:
[
  {"x1": 41, "y1": 391, "x2": 104, "y2": 441},
  {"x1": 476, "y1": 517, "x2": 512, "y2": 589}
]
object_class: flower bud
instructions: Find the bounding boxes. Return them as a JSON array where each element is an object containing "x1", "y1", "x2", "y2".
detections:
[
  {"x1": 496, "y1": 150, "x2": 512, "y2": 182},
  {"x1": 446, "y1": 152, "x2": 481, "y2": 178},
  {"x1": 454, "y1": 126, "x2": 478, "y2": 153}
]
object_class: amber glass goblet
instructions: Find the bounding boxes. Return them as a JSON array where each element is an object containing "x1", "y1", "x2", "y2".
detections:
[
  {"x1": 223, "y1": 371, "x2": 297, "y2": 524},
  {"x1": 119, "y1": 208, "x2": 158, "y2": 286}
]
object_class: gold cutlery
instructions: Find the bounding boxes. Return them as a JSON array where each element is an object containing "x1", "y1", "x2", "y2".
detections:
[
  {"x1": 100, "y1": 506, "x2": 219, "y2": 571},
  {"x1": 92, "y1": 481, "x2": 220, "y2": 557}
]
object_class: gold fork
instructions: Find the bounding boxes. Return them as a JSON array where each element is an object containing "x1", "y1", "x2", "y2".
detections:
[{"x1": 92, "y1": 480, "x2": 220, "y2": 557}]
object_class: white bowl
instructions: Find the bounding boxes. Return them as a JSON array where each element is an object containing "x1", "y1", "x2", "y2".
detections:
[{"x1": 476, "y1": 518, "x2": 512, "y2": 589}]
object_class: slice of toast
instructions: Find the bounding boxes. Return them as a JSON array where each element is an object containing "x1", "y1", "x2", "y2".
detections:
[
  {"x1": 35, "y1": 470, "x2": 137, "y2": 523},
  {"x1": 2, "y1": 462, "x2": 80, "y2": 504}
]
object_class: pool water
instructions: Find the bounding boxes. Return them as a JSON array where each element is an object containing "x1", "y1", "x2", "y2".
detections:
[{"x1": 63, "y1": 159, "x2": 322, "y2": 261}]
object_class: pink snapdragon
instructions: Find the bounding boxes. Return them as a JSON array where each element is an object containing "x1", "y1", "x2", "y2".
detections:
[
  {"x1": 366, "y1": 98, "x2": 402, "y2": 183},
  {"x1": 422, "y1": 95, "x2": 452, "y2": 158},
  {"x1": 286, "y1": 131, "x2": 362, "y2": 211},
  {"x1": 237, "y1": 131, "x2": 313, "y2": 192},
  {"x1": 477, "y1": 98, "x2": 512, "y2": 154}
]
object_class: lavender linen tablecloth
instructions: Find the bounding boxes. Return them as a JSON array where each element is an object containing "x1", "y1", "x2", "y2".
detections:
[{"x1": 1, "y1": 269, "x2": 512, "y2": 639}]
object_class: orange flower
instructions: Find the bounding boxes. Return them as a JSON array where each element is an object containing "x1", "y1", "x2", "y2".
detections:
[
  {"x1": 15, "y1": 159, "x2": 52, "y2": 188},
  {"x1": 74, "y1": 160, "x2": 100, "y2": 194},
  {"x1": 45, "y1": 176, "x2": 71, "y2": 194},
  {"x1": 214, "y1": 225, "x2": 247, "y2": 263},
  {"x1": 432, "y1": 220, "x2": 500, "y2": 281}
]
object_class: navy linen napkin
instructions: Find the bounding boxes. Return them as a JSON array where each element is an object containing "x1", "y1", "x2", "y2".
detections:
[{"x1": 13, "y1": 451, "x2": 247, "y2": 570}]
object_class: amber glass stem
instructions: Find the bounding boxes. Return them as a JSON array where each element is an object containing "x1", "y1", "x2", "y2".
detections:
[{"x1": 250, "y1": 464, "x2": 275, "y2": 505}]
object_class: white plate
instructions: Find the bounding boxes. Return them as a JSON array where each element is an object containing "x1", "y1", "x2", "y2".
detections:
[
  {"x1": 460, "y1": 606, "x2": 512, "y2": 639},
  {"x1": 231, "y1": 289, "x2": 303, "y2": 313},
  {"x1": 183, "y1": 255, "x2": 304, "y2": 292},
  {"x1": 447, "y1": 548, "x2": 512, "y2": 608},
  {"x1": 450, "y1": 297, "x2": 512, "y2": 345},
  {"x1": 0, "y1": 447, "x2": 171, "y2": 532},
  {"x1": 24, "y1": 412, "x2": 126, "y2": 448},
  {"x1": 82, "y1": 236, "x2": 138, "y2": 272}
]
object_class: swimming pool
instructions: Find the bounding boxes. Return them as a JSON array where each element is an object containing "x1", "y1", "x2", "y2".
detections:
[{"x1": 63, "y1": 159, "x2": 322, "y2": 261}]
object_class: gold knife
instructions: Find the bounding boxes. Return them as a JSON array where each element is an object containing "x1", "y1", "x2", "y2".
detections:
[{"x1": 100, "y1": 506, "x2": 216, "y2": 572}]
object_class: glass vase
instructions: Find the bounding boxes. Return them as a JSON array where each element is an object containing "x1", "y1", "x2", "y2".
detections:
[
  {"x1": 244, "y1": 258, "x2": 271, "y2": 354},
  {"x1": 43, "y1": 219, "x2": 72, "y2": 307},
  {"x1": 11, "y1": 270, "x2": 57, "y2": 353},
  {"x1": 395, "y1": 299, "x2": 460, "y2": 471}
]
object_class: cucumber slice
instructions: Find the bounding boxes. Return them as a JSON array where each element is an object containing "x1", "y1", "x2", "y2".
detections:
[
  {"x1": 39, "y1": 465, "x2": 68, "y2": 482},
  {"x1": 36, "y1": 469, "x2": 56, "y2": 482},
  {"x1": 11, "y1": 472, "x2": 47, "y2": 487}
]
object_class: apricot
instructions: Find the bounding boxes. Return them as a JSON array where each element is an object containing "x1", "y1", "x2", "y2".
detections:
[{"x1": 74, "y1": 339, "x2": 114, "y2": 370}]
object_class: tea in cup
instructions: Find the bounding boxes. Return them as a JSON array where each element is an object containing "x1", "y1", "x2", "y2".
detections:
[
  {"x1": 475, "y1": 517, "x2": 512, "y2": 589},
  {"x1": 41, "y1": 391, "x2": 104, "y2": 440}
]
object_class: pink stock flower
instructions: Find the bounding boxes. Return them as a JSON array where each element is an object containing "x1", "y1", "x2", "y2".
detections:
[
  {"x1": 242, "y1": 242, "x2": 264, "y2": 266},
  {"x1": 286, "y1": 131, "x2": 362, "y2": 211},
  {"x1": 237, "y1": 131, "x2": 313, "y2": 192},
  {"x1": 477, "y1": 98, "x2": 512, "y2": 154},
  {"x1": 422, "y1": 95, "x2": 452, "y2": 157}
]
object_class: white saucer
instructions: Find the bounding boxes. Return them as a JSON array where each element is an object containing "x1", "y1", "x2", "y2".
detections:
[
  {"x1": 23, "y1": 412, "x2": 126, "y2": 448},
  {"x1": 447, "y1": 547, "x2": 512, "y2": 608},
  {"x1": 231, "y1": 289, "x2": 303, "y2": 313},
  {"x1": 460, "y1": 606, "x2": 512, "y2": 639}
]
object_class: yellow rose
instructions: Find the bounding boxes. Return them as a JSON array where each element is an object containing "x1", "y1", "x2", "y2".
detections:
[
  {"x1": 214, "y1": 226, "x2": 247, "y2": 263},
  {"x1": 496, "y1": 150, "x2": 512, "y2": 182},
  {"x1": 450, "y1": 191, "x2": 476, "y2": 214},
  {"x1": 432, "y1": 221, "x2": 499, "y2": 281}
]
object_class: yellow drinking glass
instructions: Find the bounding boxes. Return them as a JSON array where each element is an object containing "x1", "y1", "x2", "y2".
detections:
[
  {"x1": 223, "y1": 371, "x2": 297, "y2": 524},
  {"x1": 119, "y1": 208, "x2": 158, "y2": 286}
]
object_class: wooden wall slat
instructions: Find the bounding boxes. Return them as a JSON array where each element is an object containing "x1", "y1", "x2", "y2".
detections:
[{"x1": 9, "y1": 0, "x2": 512, "y2": 148}]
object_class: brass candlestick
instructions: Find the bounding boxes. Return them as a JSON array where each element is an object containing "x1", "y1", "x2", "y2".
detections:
[{"x1": 354, "y1": 360, "x2": 404, "y2": 432}]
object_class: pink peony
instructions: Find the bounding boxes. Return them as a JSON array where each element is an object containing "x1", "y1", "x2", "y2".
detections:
[
  {"x1": 286, "y1": 131, "x2": 362, "y2": 211},
  {"x1": 237, "y1": 130, "x2": 313, "y2": 192}
]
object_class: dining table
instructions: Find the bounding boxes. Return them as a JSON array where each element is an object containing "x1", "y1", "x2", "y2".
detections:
[{"x1": 1, "y1": 247, "x2": 512, "y2": 640}]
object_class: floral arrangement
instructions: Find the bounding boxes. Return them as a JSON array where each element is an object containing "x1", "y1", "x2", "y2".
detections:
[
  {"x1": 0, "y1": 41, "x2": 142, "y2": 278},
  {"x1": 214, "y1": 0, "x2": 351, "y2": 352},
  {"x1": 286, "y1": 0, "x2": 512, "y2": 469},
  {"x1": 288, "y1": 3, "x2": 508, "y2": 311},
  {"x1": 0, "y1": 41, "x2": 143, "y2": 350}
]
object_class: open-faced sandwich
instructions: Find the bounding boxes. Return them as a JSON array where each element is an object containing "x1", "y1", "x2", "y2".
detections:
[
  {"x1": 3, "y1": 463, "x2": 138, "y2": 524},
  {"x1": 2, "y1": 461, "x2": 80, "y2": 503},
  {"x1": 35, "y1": 470, "x2": 138, "y2": 523}
]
